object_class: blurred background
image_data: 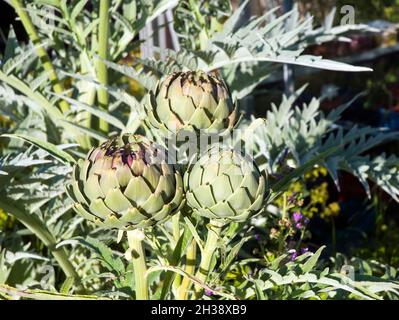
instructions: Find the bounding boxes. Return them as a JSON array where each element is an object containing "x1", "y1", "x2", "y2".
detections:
[
  {"x1": 250, "y1": 1, "x2": 399, "y2": 265},
  {"x1": 1, "y1": 0, "x2": 398, "y2": 266}
]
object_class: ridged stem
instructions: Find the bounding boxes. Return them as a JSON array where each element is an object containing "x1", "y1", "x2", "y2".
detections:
[
  {"x1": 172, "y1": 213, "x2": 181, "y2": 242},
  {"x1": 194, "y1": 220, "x2": 224, "y2": 297},
  {"x1": 74, "y1": 51, "x2": 96, "y2": 149},
  {"x1": 172, "y1": 213, "x2": 182, "y2": 290},
  {"x1": 10, "y1": 0, "x2": 69, "y2": 114},
  {"x1": 96, "y1": 0, "x2": 109, "y2": 132},
  {"x1": 178, "y1": 238, "x2": 197, "y2": 300},
  {"x1": 127, "y1": 230, "x2": 148, "y2": 300}
]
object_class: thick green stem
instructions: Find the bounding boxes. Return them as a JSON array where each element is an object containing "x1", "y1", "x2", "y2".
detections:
[
  {"x1": 127, "y1": 230, "x2": 148, "y2": 300},
  {"x1": 0, "y1": 201, "x2": 78, "y2": 280},
  {"x1": 96, "y1": 0, "x2": 110, "y2": 132},
  {"x1": 172, "y1": 213, "x2": 181, "y2": 242},
  {"x1": 172, "y1": 213, "x2": 182, "y2": 290},
  {"x1": 76, "y1": 52, "x2": 96, "y2": 149},
  {"x1": 194, "y1": 220, "x2": 224, "y2": 297},
  {"x1": 178, "y1": 238, "x2": 197, "y2": 300},
  {"x1": 51, "y1": 249, "x2": 79, "y2": 279},
  {"x1": 11, "y1": 0, "x2": 69, "y2": 114}
]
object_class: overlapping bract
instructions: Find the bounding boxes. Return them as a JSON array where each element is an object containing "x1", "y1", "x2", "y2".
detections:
[
  {"x1": 144, "y1": 70, "x2": 237, "y2": 137},
  {"x1": 184, "y1": 147, "x2": 266, "y2": 223},
  {"x1": 67, "y1": 135, "x2": 183, "y2": 230}
]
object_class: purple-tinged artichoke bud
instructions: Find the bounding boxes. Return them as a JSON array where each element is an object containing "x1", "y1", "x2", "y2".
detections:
[{"x1": 67, "y1": 134, "x2": 183, "y2": 230}]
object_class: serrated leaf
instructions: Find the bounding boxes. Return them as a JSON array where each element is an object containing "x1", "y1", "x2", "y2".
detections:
[
  {"x1": 302, "y1": 246, "x2": 325, "y2": 273},
  {"x1": 71, "y1": 0, "x2": 88, "y2": 22},
  {"x1": 51, "y1": 93, "x2": 125, "y2": 130},
  {"x1": 2, "y1": 134, "x2": 75, "y2": 164},
  {"x1": 79, "y1": 237, "x2": 125, "y2": 275}
]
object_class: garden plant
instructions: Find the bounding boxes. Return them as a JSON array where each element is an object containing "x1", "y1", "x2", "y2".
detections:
[{"x1": 0, "y1": 0, "x2": 399, "y2": 300}]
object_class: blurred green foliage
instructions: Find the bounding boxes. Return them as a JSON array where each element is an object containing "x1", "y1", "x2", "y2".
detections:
[
  {"x1": 336, "y1": 0, "x2": 399, "y2": 23},
  {"x1": 298, "y1": 0, "x2": 399, "y2": 23},
  {"x1": 174, "y1": 0, "x2": 231, "y2": 50}
]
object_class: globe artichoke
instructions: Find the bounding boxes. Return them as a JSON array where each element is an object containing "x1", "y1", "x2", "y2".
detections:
[
  {"x1": 184, "y1": 146, "x2": 266, "y2": 223},
  {"x1": 144, "y1": 70, "x2": 237, "y2": 137},
  {"x1": 67, "y1": 134, "x2": 184, "y2": 230}
]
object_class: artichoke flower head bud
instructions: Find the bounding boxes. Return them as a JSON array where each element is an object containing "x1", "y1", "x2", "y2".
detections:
[
  {"x1": 67, "y1": 134, "x2": 183, "y2": 230},
  {"x1": 145, "y1": 70, "x2": 237, "y2": 139},
  {"x1": 184, "y1": 146, "x2": 266, "y2": 224}
]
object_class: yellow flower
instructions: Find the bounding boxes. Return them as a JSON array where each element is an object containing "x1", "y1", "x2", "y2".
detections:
[
  {"x1": 328, "y1": 202, "x2": 340, "y2": 216},
  {"x1": 310, "y1": 182, "x2": 329, "y2": 204},
  {"x1": 0, "y1": 209, "x2": 14, "y2": 230},
  {"x1": 0, "y1": 209, "x2": 7, "y2": 229},
  {"x1": 320, "y1": 202, "x2": 340, "y2": 220},
  {"x1": 305, "y1": 166, "x2": 328, "y2": 181}
]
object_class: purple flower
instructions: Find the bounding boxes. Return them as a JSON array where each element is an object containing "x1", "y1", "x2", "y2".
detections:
[
  {"x1": 205, "y1": 289, "x2": 213, "y2": 296},
  {"x1": 303, "y1": 217, "x2": 310, "y2": 225},
  {"x1": 295, "y1": 223, "x2": 303, "y2": 229},
  {"x1": 292, "y1": 211, "x2": 303, "y2": 223},
  {"x1": 254, "y1": 234, "x2": 261, "y2": 241},
  {"x1": 290, "y1": 250, "x2": 298, "y2": 261}
]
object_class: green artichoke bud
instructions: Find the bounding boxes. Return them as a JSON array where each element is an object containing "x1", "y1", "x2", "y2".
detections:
[
  {"x1": 145, "y1": 70, "x2": 237, "y2": 137},
  {"x1": 184, "y1": 146, "x2": 266, "y2": 223},
  {"x1": 67, "y1": 135, "x2": 184, "y2": 230}
]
